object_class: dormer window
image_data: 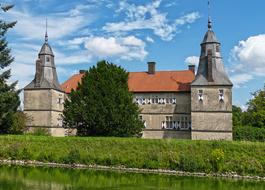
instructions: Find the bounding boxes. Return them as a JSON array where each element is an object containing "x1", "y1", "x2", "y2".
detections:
[
  {"x1": 198, "y1": 90, "x2": 203, "y2": 101},
  {"x1": 219, "y1": 89, "x2": 224, "y2": 101},
  {"x1": 216, "y1": 45, "x2": 220, "y2": 52}
]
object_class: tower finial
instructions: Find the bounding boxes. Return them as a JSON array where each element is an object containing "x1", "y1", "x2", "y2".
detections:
[
  {"x1": 207, "y1": 0, "x2": 212, "y2": 30},
  {"x1": 45, "y1": 18, "x2": 48, "y2": 42}
]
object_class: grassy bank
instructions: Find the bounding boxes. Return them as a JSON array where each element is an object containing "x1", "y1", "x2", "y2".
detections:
[{"x1": 0, "y1": 135, "x2": 264, "y2": 176}]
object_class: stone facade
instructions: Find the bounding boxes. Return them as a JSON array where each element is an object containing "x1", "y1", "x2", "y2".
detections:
[
  {"x1": 24, "y1": 89, "x2": 65, "y2": 136},
  {"x1": 133, "y1": 92, "x2": 191, "y2": 139}
]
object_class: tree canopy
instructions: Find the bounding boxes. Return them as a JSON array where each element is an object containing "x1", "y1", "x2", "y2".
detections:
[
  {"x1": 233, "y1": 84, "x2": 265, "y2": 128},
  {"x1": 244, "y1": 85, "x2": 265, "y2": 128},
  {"x1": 63, "y1": 60, "x2": 144, "y2": 136},
  {"x1": 0, "y1": 4, "x2": 20, "y2": 134}
]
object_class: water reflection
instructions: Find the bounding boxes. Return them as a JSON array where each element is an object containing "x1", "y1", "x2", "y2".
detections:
[{"x1": 0, "y1": 166, "x2": 264, "y2": 190}]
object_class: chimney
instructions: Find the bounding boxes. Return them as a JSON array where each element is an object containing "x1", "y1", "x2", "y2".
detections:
[
  {"x1": 188, "y1": 64, "x2": 195, "y2": 73},
  {"x1": 207, "y1": 49, "x2": 214, "y2": 82},
  {"x1": 147, "y1": 62, "x2": 156, "y2": 74},
  {"x1": 35, "y1": 59, "x2": 42, "y2": 86},
  {"x1": 79, "y1": 70, "x2": 86, "y2": 74}
]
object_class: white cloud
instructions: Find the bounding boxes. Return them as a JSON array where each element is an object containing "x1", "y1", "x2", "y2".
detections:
[
  {"x1": 229, "y1": 34, "x2": 265, "y2": 87},
  {"x1": 231, "y1": 34, "x2": 265, "y2": 76},
  {"x1": 234, "y1": 101, "x2": 248, "y2": 112},
  {"x1": 85, "y1": 37, "x2": 127, "y2": 56},
  {"x1": 103, "y1": 0, "x2": 200, "y2": 41},
  {"x1": 230, "y1": 74, "x2": 253, "y2": 88},
  {"x1": 122, "y1": 36, "x2": 145, "y2": 46},
  {"x1": 146, "y1": 36, "x2": 154, "y2": 43},
  {"x1": 4, "y1": 7, "x2": 94, "y2": 40},
  {"x1": 55, "y1": 51, "x2": 92, "y2": 65},
  {"x1": 84, "y1": 36, "x2": 147, "y2": 60},
  {"x1": 185, "y1": 56, "x2": 199, "y2": 67}
]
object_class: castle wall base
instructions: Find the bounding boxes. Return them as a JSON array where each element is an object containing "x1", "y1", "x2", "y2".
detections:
[
  {"x1": 27, "y1": 127, "x2": 77, "y2": 137},
  {"x1": 191, "y1": 131, "x2": 232, "y2": 140},
  {"x1": 142, "y1": 129, "x2": 191, "y2": 139}
]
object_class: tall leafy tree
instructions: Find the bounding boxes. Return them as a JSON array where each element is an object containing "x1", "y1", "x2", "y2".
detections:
[
  {"x1": 63, "y1": 60, "x2": 144, "y2": 136},
  {"x1": 243, "y1": 85, "x2": 265, "y2": 128},
  {"x1": 0, "y1": 4, "x2": 20, "y2": 134}
]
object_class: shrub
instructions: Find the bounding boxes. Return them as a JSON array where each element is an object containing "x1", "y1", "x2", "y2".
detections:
[
  {"x1": 233, "y1": 126, "x2": 265, "y2": 142},
  {"x1": 210, "y1": 148, "x2": 225, "y2": 172},
  {"x1": 9, "y1": 112, "x2": 28, "y2": 134}
]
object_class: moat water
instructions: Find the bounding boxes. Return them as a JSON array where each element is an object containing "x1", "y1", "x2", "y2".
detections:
[{"x1": 0, "y1": 165, "x2": 264, "y2": 190}]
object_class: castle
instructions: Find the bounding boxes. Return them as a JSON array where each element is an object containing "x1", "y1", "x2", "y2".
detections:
[{"x1": 24, "y1": 18, "x2": 233, "y2": 140}]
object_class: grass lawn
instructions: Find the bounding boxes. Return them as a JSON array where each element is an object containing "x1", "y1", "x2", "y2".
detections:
[{"x1": 0, "y1": 135, "x2": 264, "y2": 176}]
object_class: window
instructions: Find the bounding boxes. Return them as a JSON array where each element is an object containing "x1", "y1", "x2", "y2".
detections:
[
  {"x1": 147, "y1": 98, "x2": 152, "y2": 104},
  {"x1": 198, "y1": 90, "x2": 203, "y2": 101},
  {"x1": 176, "y1": 121, "x2": 180, "y2": 129},
  {"x1": 165, "y1": 116, "x2": 173, "y2": 129},
  {"x1": 180, "y1": 117, "x2": 186, "y2": 129},
  {"x1": 173, "y1": 121, "x2": 177, "y2": 129},
  {"x1": 172, "y1": 98, "x2": 176, "y2": 104},
  {"x1": 153, "y1": 97, "x2": 159, "y2": 104},
  {"x1": 158, "y1": 98, "x2": 164, "y2": 104},
  {"x1": 57, "y1": 115, "x2": 63, "y2": 127},
  {"x1": 219, "y1": 89, "x2": 224, "y2": 101},
  {"x1": 57, "y1": 98, "x2": 64, "y2": 104},
  {"x1": 142, "y1": 98, "x2": 146, "y2": 105},
  {"x1": 188, "y1": 122, "x2": 192, "y2": 129},
  {"x1": 166, "y1": 98, "x2": 171, "y2": 104},
  {"x1": 46, "y1": 56, "x2": 50, "y2": 62},
  {"x1": 216, "y1": 45, "x2": 220, "y2": 52}
]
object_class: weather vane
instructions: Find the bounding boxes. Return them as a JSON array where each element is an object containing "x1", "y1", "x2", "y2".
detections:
[
  {"x1": 45, "y1": 18, "x2": 48, "y2": 42},
  {"x1": 207, "y1": 0, "x2": 212, "y2": 29}
]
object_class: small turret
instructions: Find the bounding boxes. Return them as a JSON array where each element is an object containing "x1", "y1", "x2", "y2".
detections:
[
  {"x1": 24, "y1": 23, "x2": 62, "y2": 91},
  {"x1": 191, "y1": 17, "x2": 232, "y2": 86}
]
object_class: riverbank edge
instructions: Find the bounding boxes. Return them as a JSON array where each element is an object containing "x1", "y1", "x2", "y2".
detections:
[{"x1": 1, "y1": 159, "x2": 264, "y2": 181}]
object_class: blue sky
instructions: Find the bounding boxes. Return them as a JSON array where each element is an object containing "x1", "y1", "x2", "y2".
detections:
[{"x1": 2, "y1": 0, "x2": 265, "y2": 110}]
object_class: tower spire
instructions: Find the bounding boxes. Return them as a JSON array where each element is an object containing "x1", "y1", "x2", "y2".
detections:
[
  {"x1": 207, "y1": 0, "x2": 212, "y2": 30},
  {"x1": 45, "y1": 18, "x2": 48, "y2": 42}
]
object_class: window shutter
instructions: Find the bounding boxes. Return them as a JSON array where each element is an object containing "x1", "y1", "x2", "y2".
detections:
[
  {"x1": 173, "y1": 121, "x2": 177, "y2": 129},
  {"x1": 162, "y1": 121, "x2": 165, "y2": 129}
]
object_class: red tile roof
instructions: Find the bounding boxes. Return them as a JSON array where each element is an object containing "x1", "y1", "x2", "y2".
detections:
[
  {"x1": 61, "y1": 74, "x2": 84, "y2": 94},
  {"x1": 61, "y1": 70, "x2": 195, "y2": 94}
]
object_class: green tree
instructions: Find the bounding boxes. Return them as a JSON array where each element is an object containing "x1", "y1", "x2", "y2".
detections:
[
  {"x1": 243, "y1": 85, "x2": 265, "y2": 128},
  {"x1": 232, "y1": 105, "x2": 243, "y2": 126},
  {"x1": 63, "y1": 60, "x2": 144, "y2": 137},
  {"x1": 0, "y1": 4, "x2": 20, "y2": 134}
]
